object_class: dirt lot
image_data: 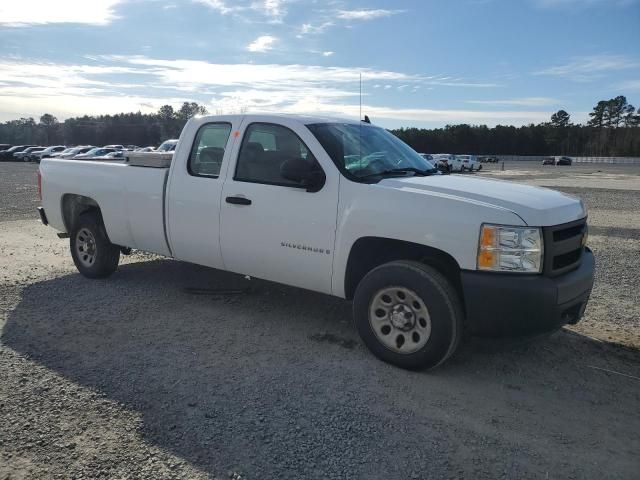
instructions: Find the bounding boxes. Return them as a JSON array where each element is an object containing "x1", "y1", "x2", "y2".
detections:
[{"x1": 1, "y1": 161, "x2": 639, "y2": 479}]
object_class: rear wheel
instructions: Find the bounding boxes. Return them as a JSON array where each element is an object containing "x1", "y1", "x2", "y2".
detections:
[
  {"x1": 353, "y1": 261, "x2": 463, "y2": 370},
  {"x1": 70, "y1": 211, "x2": 120, "y2": 278}
]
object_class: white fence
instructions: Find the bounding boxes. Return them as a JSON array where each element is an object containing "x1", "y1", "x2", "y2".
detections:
[{"x1": 494, "y1": 156, "x2": 640, "y2": 165}]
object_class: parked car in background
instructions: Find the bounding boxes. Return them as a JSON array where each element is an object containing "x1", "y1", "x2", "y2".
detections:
[
  {"x1": 556, "y1": 156, "x2": 573, "y2": 166},
  {"x1": 434, "y1": 153, "x2": 464, "y2": 172},
  {"x1": 74, "y1": 147, "x2": 117, "y2": 160},
  {"x1": 15, "y1": 146, "x2": 45, "y2": 161},
  {"x1": 431, "y1": 154, "x2": 452, "y2": 173},
  {"x1": 421, "y1": 153, "x2": 448, "y2": 174},
  {"x1": 33, "y1": 145, "x2": 67, "y2": 162},
  {"x1": 0, "y1": 145, "x2": 36, "y2": 161},
  {"x1": 480, "y1": 156, "x2": 499, "y2": 163},
  {"x1": 92, "y1": 151, "x2": 125, "y2": 160},
  {"x1": 104, "y1": 144, "x2": 125, "y2": 150},
  {"x1": 124, "y1": 145, "x2": 139, "y2": 151},
  {"x1": 0, "y1": 144, "x2": 12, "y2": 151},
  {"x1": 51, "y1": 147, "x2": 76, "y2": 158},
  {"x1": 61, "y1": 146, "x2": 95, "y2": 159},
  {"x1": 457, "y1": 155, "x2": 482, "y2": 172},
  {"x1": 542, "y1": 157, "x2": 555, "y2": 165},
  {"x1": 135, "y1": 146, "x2": 155, "y2": 152},
  {"x1": 157, "y1": 139, "x2": 179, "y2": 152}
]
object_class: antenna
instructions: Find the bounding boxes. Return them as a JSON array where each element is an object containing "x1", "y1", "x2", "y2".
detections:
[
  {"x1": 359, "y1": 72, "x2": 362, "y2": 169},
  {"x1": 359, "y1": 72, "x2": 362, "y2": 121}
]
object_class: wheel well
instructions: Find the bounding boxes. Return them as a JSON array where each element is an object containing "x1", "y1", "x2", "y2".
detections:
[
  {"x1": 61, "y1": 194, "x2": 101, "y2": 232},
  {"x1": 344, "y1": 237, "x2": 464, "y2": 302}
]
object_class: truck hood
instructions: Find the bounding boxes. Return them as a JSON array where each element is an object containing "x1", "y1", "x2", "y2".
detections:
[{"x1": 380, "y1": 175, "x2": 586, "y2": 226}]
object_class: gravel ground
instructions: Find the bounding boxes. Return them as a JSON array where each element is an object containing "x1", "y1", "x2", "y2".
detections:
[{"x1": 1, "y1": 161, "x2": 639, "y2": 479}]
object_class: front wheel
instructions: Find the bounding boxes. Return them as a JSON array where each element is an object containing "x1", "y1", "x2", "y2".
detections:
[
  {"x1": 70, "y1": 211, "x2": 120, "y2": 278},
  {"x1": 353, "y1": 261, "x2": 463, "y2": 370}
]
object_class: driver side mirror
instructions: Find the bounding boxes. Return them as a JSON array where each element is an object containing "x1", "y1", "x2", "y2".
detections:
[{"x1": 280, "y1": 158, "x2": 326, "y2": 193}]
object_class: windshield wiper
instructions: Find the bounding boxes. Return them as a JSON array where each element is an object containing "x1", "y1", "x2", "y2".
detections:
[{"x1": 358, "y1": 167, "x2": 436, "y2": 180}]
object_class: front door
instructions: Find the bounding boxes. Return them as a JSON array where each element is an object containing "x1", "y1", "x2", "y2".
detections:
[{"x1": 220, "y1": 118, "x2": 339, "y2": 294}]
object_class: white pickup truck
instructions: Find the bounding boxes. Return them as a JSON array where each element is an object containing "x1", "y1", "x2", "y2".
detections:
[{"x1": 38, "y1": 114, "x2": 594, "y2": 369}]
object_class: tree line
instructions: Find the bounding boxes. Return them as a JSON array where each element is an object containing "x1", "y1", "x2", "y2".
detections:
[
  {"x1": 0, "y1": 102, "x2": 207, "y2": 148},
  {"x1": 0, "y1": 96, "x2": 639, "y2": 156},
  {"x1": 393, "y1": 96, "x2": 640, "y2": 157}
]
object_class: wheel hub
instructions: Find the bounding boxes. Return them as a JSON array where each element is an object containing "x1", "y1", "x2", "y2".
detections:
[
  {"x1": 390, "y1": 304, "x2": 415, "y2": 331},
  {"x1": 76, "y1": 228, "x2": 97, "y2": 267},
  {"x1": 368, "y1": 286, "x2": 432, "y2": 355}
]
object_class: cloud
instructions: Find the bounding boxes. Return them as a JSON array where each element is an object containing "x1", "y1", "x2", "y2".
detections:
[
  {"x1": 336, "y1": 9, "x2": 404, "y2": 20},
  {"x1": 247, "y1": 35, "x2": 277, "y2": 52},
  {"x1": 322, "y1": 51, "x2": 334, "y2": 57},
  {"x1": 297, "y1": 8, "x2": 402, "y2": 38},
  {"x1": 195, "y1": 0, "x2": 288, "y2": 22},
  {"x1": 299, "y1": 21, "x2": 334, "y2": 35},
  {"x1": 466, "y1": 97, "x2": 560, "y2": 106},
  {"x1": 0, "y1": 0, "x2": 125, "y2": 26},
  {"x1": 194, "y1": 0, "x2": 242, "y2": 15},
  {"x1": 535, "y1": 54, "x2": 640, "y2": 81},
  {"x1": 256, "y1": 0, "x2": 286, "y2": 23},
  {"x1": 280, "y1": 102, "x2": 554, "y2": 125},
  {"x1": 0, "y1": 56, "x2": 522, "y2": 126}
]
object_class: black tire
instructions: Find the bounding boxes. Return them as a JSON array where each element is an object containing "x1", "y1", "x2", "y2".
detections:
[
  {"x1": 353, "y1": 260, "x2": 463, "y2": 370},
  {"x1": 70, "y1": 211, "x2": 120, "y2": 278}
]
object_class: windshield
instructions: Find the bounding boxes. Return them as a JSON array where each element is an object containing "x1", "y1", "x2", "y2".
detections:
[
  {"x1": 306, "y1": 123, "x2": 436, "y2": 180},
  {"x1": 157, "y1": 140, "x2": 178, "y2": 152}
]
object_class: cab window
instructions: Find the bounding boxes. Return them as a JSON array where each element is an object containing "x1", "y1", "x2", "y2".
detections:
[
  {"x1": 234, "y1": 123, "x2": 320, "y2": 187},
  {"x1": 188, "y1": 123, "x2": 232, "y2": 177}
]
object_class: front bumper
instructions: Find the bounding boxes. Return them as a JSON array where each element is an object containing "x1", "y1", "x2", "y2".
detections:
[{"x1": 461, "y1": 248, "x2": 595, "y2": 336}]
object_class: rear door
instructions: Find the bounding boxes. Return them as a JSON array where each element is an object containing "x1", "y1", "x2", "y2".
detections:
[
  {"x1": 166, "y1": 117, "x2": 239, "y2": 269},
  {"x1": 219, "y1": 117, "x2": 339, "y2": 294}
]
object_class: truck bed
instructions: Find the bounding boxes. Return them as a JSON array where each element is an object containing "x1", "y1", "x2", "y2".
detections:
[{"x1": 40, "y1": 158, "x2": 172, "y2": 257}]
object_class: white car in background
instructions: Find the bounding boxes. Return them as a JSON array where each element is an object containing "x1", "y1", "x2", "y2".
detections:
[
  {"x1": 433, "y1": 154, "x2": 463, "y2": 172},
  {"x1": 73, "y1": 147, "x2": 117, "y2": 160},
  {"x1": 33, "y1": 145, "x2": 67, "y2": 162},
  {"x1": 50, "y1": 147, "x2": 76, "y2": 159},
  {"x1": 60, "y1": 146, "x2": 95, "y2": 159},
  {"x1": 457, "y1": 155, "x2": 482, "y2": 172},
  {"x1": 157, "y1": 139, "x2": 179, "y2": 152}
]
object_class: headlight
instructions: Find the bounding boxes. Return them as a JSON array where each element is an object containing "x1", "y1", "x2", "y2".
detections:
[{"x1": 477, "y1": 224, "x2": 543, "y2": 273}]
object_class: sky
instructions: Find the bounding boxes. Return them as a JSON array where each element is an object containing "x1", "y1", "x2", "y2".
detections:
[{"x1": 0, "y1": 0, "x2": 638, "y2": 128}]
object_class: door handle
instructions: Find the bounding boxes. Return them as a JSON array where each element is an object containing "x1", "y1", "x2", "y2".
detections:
[{"x1": 226, "y1": 196, "x2": 252, "y2": 206}]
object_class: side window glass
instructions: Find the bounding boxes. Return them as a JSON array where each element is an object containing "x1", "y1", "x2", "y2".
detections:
[
  {"x1": 235, "y1": 123, "x2": 319, "y2": 186},
  {"x1": 188, "y1": 123, "x2": 232, "y2": 177}
]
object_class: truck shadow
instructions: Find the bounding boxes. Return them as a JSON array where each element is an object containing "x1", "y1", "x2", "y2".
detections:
[{"x1": 3, "y1": 259, "x2": 640, "y2": 478}]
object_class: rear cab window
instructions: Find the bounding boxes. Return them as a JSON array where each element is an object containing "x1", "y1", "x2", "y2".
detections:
[{"x1": 188, "y1": 123, "x2": 232, "y2": 178}]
